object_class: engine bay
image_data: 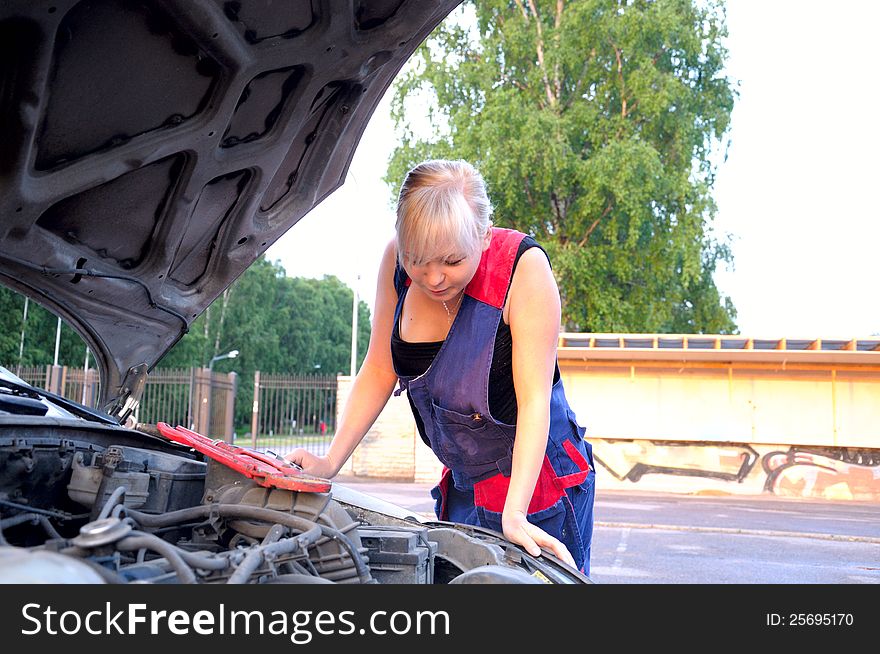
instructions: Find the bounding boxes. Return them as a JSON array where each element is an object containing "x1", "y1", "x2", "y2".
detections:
[{"x1": 0, "y1": 424, "x2": 587, "y2": 584}]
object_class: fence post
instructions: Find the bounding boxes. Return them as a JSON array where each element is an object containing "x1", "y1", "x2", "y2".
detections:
[
  {"x1": 251, "y1": 370, "x2": 260, "y2": 448},
  {"x1": 187, "y1": 367, "x2": 195, "y2": 429},
  {"x1": 192, "y1": 367, "x2": 211, "y2": 435},
  {"x1": 224, "y1": 371, "x2": 237, "y2": 442},
  {"x1": 83, "y1": 368, "x2": 98, "y2": 408},
  {"x1": 47, "y1": 364, "x2": 63, "y2": 395}
]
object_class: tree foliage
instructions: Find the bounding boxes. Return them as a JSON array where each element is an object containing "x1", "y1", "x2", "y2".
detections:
[
  {"x1": 387, "y1": 0, "x2": 737, "y2": 333},
  {"x1": 161, "y1": 258, "x2": 370, "y2": 430},
  {"x1": 0, "y1": 287, "x2": 94, "y2": 371},
  {"x1": 0, "y1": 259, "x2": 371, "y2": 429}
]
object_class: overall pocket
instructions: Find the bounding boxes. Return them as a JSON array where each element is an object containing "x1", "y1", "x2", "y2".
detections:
[{"x1": 431, "y1": 402, "x2": 513, "y2": 469}]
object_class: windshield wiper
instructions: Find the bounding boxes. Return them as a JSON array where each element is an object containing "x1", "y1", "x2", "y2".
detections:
[{"x1": 0, "y1": 376, "x2": 116, "y2": 425}]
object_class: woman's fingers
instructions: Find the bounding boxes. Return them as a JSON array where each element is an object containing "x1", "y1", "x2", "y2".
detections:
[
  {"x1": 513, "y1": 528, "x2": 542, "y2": 558},
  {"x1": 283, "y1": 451, "x2": 336, "y2": 478},
  {"x1": 283, "y1": 448, "x2": 310, "y2": 467},
  {"x1": 503, "y1": 512, "x2": 577, "y2": 568},
  {"x1": 522, "y1": 522, "x2": 577, "y2": 568},
  {"x1": 502, "y1": 512, "x2": 539, "y2": 556}
]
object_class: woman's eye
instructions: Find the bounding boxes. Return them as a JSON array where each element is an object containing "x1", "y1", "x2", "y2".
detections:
[{"x1": 444, "y1": 258, "x2": 464, "y2": 266}]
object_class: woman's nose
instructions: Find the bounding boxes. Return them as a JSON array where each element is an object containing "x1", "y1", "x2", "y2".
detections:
[{"x1": 425, "y1": 264, "x2": 445, "y2": 287}]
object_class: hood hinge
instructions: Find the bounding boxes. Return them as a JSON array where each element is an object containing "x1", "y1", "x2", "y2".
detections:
[{"x1": 103, "y1": 363, "x2": 148, "y2": 425}]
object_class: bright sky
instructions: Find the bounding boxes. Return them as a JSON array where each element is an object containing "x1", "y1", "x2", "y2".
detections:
[{"x1": 267, "y1": 0, "x2": 880, "y2": 338}]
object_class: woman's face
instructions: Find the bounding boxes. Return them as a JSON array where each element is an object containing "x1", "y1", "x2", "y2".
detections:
[{"x1": 403, "y1": 231, "x2": 491, "y2": 302}]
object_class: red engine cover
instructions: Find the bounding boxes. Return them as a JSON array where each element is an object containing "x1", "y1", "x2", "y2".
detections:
[{"x1": 156, "y1": 423, "x2": 331, "y2": 493}]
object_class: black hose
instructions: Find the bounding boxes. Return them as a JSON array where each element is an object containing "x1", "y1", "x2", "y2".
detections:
[
  {"x1": 227, "y1": 524, "x2": 287, "y2": 584},
  {"x1": 125, "y1": 504, "x2": 373, "y2": 583},
  {"x1": 0, "y1": 499, "x2": 87, "y2": 521},
  {"x1": 0, "y1": 513, "x2": 43, "y2": 529},
  {"x1": 227, "y1": 526, "x2": 322, "y2": 584},
  {"x1": 0, "y1": 513, "x2": 63, "y2": 540},
  {"x1": 116, "y1": 534, "x2": 197, "y2": 583},
  {"x1": 130, "y1": 530, "x2": 230, "y2": 572}
]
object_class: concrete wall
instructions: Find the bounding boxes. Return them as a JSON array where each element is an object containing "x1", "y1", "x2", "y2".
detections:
[
  {"x1": 334, "y1": 356, "x2": 880, "y2": 501},
  {"x1": 335, "y1": 376, "x2": 443, "y2": 483},
  {"x1": 560, "y1": 364, "x2": 880, "y2": 448}
]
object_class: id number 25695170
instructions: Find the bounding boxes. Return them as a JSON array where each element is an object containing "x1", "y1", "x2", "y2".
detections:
[{"x1": 766, "y1": 613, "x2": 854, "y2": 627}]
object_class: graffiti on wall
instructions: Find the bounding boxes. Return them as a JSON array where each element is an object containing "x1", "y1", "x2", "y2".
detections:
[{"x1": 592, "y1": 440, "x2": 880, "y2": 501}]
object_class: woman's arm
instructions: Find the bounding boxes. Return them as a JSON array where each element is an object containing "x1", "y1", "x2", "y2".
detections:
[
  {"x1": 285, "y1": 239, "x2": 400, "y2": 477},
  {"x1": 501, "y1": 247, "x2": 576, "y2": 567}
]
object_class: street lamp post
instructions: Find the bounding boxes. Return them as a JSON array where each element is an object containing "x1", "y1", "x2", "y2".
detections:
[
  {"x1": 206, "y1": 349, "x2": 238, "y2": 438},
  {"x1": 208, "y1": 349, "x2": 239, "y2": 374}
]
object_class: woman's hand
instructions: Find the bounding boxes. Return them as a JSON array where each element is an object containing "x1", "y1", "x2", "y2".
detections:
[
  {"x1": 284, "y1": 449, "x2": 337, "y2": 479},
  {"x1": 502, "y1": 510, "x2": 577, "y2": 569}
]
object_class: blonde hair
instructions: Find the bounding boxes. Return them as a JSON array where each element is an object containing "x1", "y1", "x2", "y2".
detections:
[{"x1": 395, "y1": 159, "x2": 492, "y2": 266}]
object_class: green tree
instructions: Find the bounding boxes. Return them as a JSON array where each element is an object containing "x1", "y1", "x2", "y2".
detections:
[
  {"x1": 0, "y1": 286, "x2": 92, "y2": 370},
  {"x1": 1, "y1": 257, "x2": 371, "y2": 432},
  {"x1": 387, "y1": 0, "x2": 737, "y2": 333},
  {"x1": 157, "y1": 257, "x2": 371, "y2": 430}
]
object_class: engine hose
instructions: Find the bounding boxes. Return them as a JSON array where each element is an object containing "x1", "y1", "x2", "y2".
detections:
[
  {"x1": 227, "y1": 527, "x2": 322, "y2": 585},
  {"x1": 39, "y1": 516, "x2": 63, "y2": 540},
  {"x1": 0, "y1": 513, "x2": 64, "y2": 540},
  {"x1": 132, "y1": 531, "x2": 231, "y2": 572},
  {"x1": 97, "y1": 486, "x2": 126, "y2": 520},
  {"x1": 261, "y1": 523, "x2": 286, "y2": 545},
  {"x1": 125, "y1": 505, "x2": 373, "y2": 584},
  {"x1": 116, "y1": 534, "x2": 198, "y2": 583}
]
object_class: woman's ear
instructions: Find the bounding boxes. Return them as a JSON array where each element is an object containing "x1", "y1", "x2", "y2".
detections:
[{"x1": 481, "y1": 224, "x2": 493, "y2": 252}]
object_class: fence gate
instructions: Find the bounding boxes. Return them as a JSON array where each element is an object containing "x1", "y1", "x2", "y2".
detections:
[
  {"x1": 250, "y1": 372, "x2": 337, "y2": 456},
  {"x1": 137, "y1": 368, "x2": 238, "y2": 440},
  {"x1": 7, "y1": 364, "x2": 101, "y2": 409},
  {"x1": 138, "y1": 368, "x2": 196, "y2": 432}
]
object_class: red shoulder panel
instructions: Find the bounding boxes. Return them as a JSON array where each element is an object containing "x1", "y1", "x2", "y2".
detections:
[{"x1": 465, "y1": 228, "x2": 527, "y2": 309}]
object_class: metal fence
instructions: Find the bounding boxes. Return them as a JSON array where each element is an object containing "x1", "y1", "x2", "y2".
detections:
[
  {"x1": 207, "y1": 371, "x2": 237, "y2": 441},
  {"x1": 64, "y1": 367, "x2": 100, "y2": 408},
  {"x1": 140, "y1": 368, "x2": 237, "y2": 441},
  {"x1": 4, "y1": 364, "x2": 100, "y2": 409},
  {"x1": 3, "y1": 364, "x2": 335, "y2": 453},
  {"x1": 3, "y1": 364, "x2": 239, "y2": 441},
  {"x1": 138, "y1": 368, "x2": 195, "y2": 429},
  {"x1": 12, "y1": 365, "x2": 50, "y2": 391},
  {"x1": 249, "y1": 371, "x2": 337, "y2": 456}
]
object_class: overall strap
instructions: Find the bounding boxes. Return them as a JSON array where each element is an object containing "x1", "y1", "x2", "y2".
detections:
[{"x1": 464, "y1": 228, "x2": 527, "y2": 309}]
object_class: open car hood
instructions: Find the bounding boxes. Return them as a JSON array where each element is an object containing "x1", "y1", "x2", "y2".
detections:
[{"x1": 0, "y1": 0, "x2": 459, "y2": 418}]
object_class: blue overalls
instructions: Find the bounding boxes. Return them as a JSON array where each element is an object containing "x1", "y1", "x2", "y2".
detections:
[{"x1": 392, "y1": 228, "x2": 596, "y2": 573}]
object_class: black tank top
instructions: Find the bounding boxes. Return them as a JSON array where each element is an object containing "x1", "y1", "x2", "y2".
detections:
[{"x1": 391, "y1": 236, "x2": 556, "y2": 439}]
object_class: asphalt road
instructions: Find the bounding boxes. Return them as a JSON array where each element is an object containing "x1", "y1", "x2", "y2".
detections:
[
  {"x1": 334, "y1": 477, "x2": 880, "y2": 584},
  {"x1": 589, "y1": 491, "x2": 880, "y2": 584}
]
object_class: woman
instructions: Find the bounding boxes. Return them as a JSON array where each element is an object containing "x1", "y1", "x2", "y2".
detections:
[{"x1": 286, "y1": 160, "x2": 595, "y2": 573}]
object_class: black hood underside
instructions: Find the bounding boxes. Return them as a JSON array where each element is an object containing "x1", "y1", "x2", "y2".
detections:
[{"x1": 0, "y1": 0, "x2": 460, "y2": 415}]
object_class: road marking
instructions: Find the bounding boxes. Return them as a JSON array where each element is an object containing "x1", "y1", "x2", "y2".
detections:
[
  {"x1": 596, "y1": 521, "x2": 880, "y2": 544},
  {"x1": 611, "y1": 528, "x2": 630, "y2": 570},
  {"x1": 596, "y1": 501, "x2": 663, "y2": 511}
]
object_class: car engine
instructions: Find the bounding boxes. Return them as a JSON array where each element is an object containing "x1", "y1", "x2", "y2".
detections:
[{"x1": 0, "y1": 424, "x2": 585, "y2": 584}]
